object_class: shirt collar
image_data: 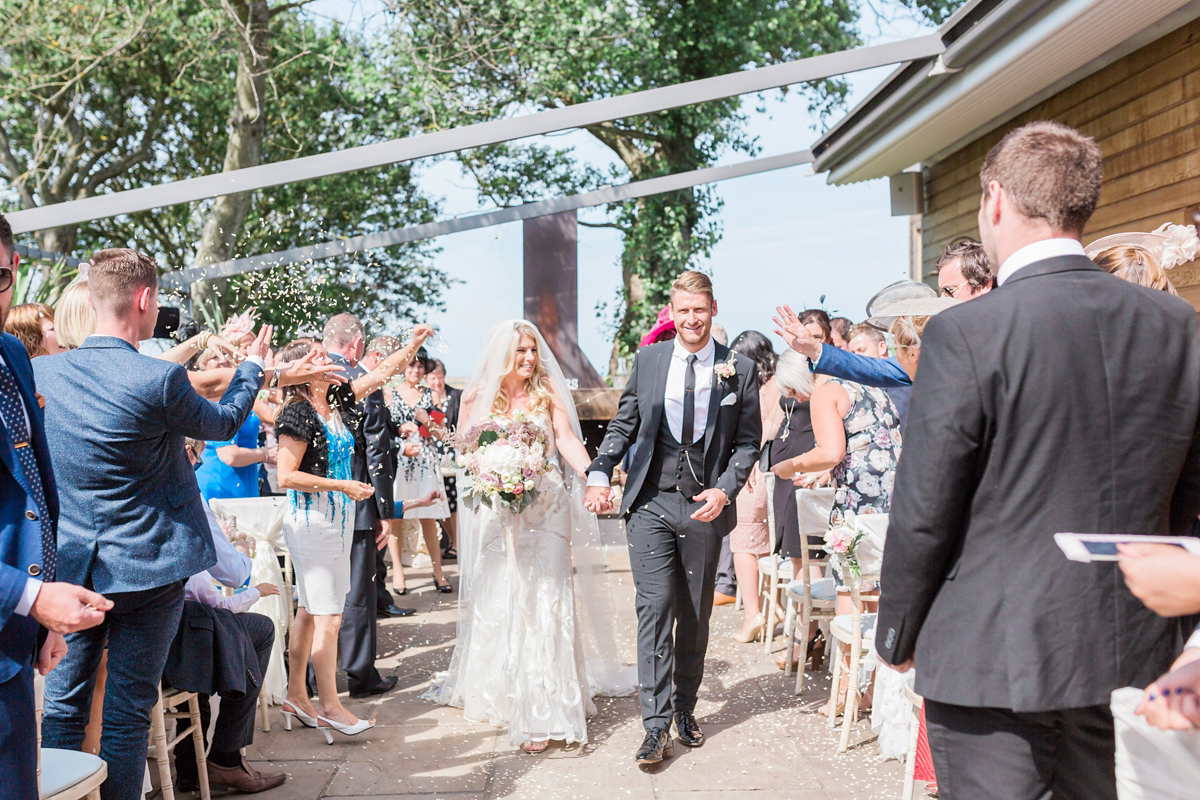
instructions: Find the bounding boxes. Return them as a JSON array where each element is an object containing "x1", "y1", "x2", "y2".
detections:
[
  {"x1": 672, "y1": 336, "x2": 715, "y2": 365},
  {"x1": 996, "y1": 238, "x2": 1086, "y2": 286}
]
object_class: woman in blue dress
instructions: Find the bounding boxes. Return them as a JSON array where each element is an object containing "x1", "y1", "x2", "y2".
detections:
[{"x1": 194, "y1": 408, "x2": 270, "y2": 499}]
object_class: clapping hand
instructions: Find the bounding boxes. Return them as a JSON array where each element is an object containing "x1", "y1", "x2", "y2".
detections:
[
  {"x1": 773, "y1": 305, "x2": 822, "y2": 360},
  {"x1": 417, "y1": 489, "x2": 442, "y2": 508},
  {"x1": 583, "y1": 485, "x2": 613, "y2": 514},
  {"x1": 280, "y1": 347, "x2": 347, "y2": 386},
  {"x1": 246, "y1": 324, "x2": 273, "y2": 362},
  {"x1": 205, "y1": 334, "x2": 239, "y2": 361}
]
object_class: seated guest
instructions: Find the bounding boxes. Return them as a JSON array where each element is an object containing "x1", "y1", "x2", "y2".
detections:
[
  {"x1": 37, "y1": 248, "x2": 268, "y2": 800},
  {"x1": 5, "y1": 302, "x2": 61, "y2": 358},
  {"x1": 776, "y1": 243, "x2": 991, "y2": 389},
  {"x1": 167, "y1": 439, "x2": 286, "y2": 793},
  {"x1": 1087, "y1": 222, "x2": 1200, "y2": 296},
  {"x1": 194, "y1": 407, "x2": 270, "y2": 500}
]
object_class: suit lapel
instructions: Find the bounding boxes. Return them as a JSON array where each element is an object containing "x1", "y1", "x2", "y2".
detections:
[
  {"x1": 648, "y1": 344, "x2": 671, "y2": 433},
  {"x1": 703, "y1": 343, "x2": 727, "y2": 452}
]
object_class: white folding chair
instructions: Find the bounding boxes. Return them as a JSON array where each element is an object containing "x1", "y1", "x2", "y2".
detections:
[
  {"x1": 34, "y1": 673, "x2": 107, "y2": 800},
  {"x1": 827, "y1": 573, "x2": 880, "y2": 754},
  {"x1": 902, "y1": 683, "x2": 925, "y2": 800},
  {"x1": 147, "y1": 685, "x2": 211, "y2": 800},
  {"x1": 785, "y1": 488, "x2": 838, "y2": 692},
  {"x1": 757, "y1": 473, "x2": 793, "y2": 650}
]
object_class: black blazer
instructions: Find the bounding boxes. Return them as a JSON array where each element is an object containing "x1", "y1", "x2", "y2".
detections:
[
  {"x1": 329, "y1": 354, "x2": 395, "y2": 528},
  {"x1": 877, "y1": 255, "x2": 1200, "y2": 712},
  {"x1": 589, "y1": 340, "x2": 761, "y2": 533},
  {"x1": 164, "y1": 601, "x2": 264, "y2": 698}
]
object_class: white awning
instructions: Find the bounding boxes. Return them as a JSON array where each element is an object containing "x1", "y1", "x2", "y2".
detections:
[{"x1": 813, "y1": 0, "x2": 1200, "y2": 185}]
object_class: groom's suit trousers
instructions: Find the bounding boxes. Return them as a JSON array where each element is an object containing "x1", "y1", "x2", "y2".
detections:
[{"x1": 626, "y1": 488, "x2": 723, "y2": 729}]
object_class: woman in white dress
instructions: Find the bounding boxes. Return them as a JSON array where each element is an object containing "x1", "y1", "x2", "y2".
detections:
[
  {"x1": 427, "y1": 320, "x2": 634, "y2": 752},
  {"x1": 385, "y1": 348, "x2": 453, "y2": 593}
]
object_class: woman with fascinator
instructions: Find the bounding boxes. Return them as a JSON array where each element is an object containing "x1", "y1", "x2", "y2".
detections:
[
  {"x1": 1085, "y1": 221, "x2": 1200, "y2": 295},
  {"x1": 425, "y1": 320, "x2": 634, "y2": 753}
]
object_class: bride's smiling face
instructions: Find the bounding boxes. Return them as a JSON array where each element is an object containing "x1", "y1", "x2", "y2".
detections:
[{"x1": 511, "y1": 334, "x2": 539, "y2": 380}]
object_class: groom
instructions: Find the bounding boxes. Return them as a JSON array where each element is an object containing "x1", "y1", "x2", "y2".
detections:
[{"x1": 585, "y1": 270, "x2": 760, "y2": 764}]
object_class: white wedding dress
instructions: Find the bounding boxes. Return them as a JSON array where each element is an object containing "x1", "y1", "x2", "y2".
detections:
[{"x1": 425, "y1": 320, "x2": 634, "y2": 748}]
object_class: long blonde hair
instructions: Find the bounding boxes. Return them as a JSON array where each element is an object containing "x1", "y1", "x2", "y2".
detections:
[
  {"x1": 56, "y1": 280, "x2": 96, "y2": 349},
  {"x1": 492, "y1": 323, "x2": 553, "y2": 419},
  {"x1": 1094, "y1": 245, "x2": 1179, "y2": 296}
]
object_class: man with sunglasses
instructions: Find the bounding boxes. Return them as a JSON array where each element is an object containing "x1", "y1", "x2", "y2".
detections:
[{"x1": 0, "y1": 213, "x2": 112, "y2": 799}]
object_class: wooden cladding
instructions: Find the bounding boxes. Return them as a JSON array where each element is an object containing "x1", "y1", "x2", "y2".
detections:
[{"x1": 922, "y1": 17, "x2": 1200, "y2": 285}]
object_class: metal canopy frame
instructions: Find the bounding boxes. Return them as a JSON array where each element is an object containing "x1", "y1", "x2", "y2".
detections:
[
  {"x1": 161, "y1": 149, "x2": 814, "y2": 285},
  {"x1": 8, "y1": 35, "x2": 943, "y2": 235}
]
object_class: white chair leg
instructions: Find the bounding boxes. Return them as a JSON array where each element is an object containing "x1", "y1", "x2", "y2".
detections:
[
  {"x1": 795, "y1": 604, "x2": 812, "y2": 694},
  {"x1": 902, "y1": 702, "x2": 921, "y2": 800},
  {"x1": 734, "y1": 581, "x2": 742, "y2": 611},
  {"x1": 258, "y1": 687, "x2": 271, "y2": 733},
  {"x1": 188, "y1": 694, "x2": 212, "y2": 800},
  {"x1": 762, "y1": 571, "x2": 778, "y2": 652},
  {"x1": 782, "y1": 597, "x2": 797, "y2": 677},
  {"x1": 150, "y1": 691, "x2": 174, "y2": 800},
  {"x1": 827, "y1": 639, "x2": 843, "y2": 728},
  {"x1": 838, "y1": 644, "x2": 861, "y2": 753}
]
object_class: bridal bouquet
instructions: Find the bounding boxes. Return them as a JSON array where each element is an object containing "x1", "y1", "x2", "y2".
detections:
[{"x1": 454, "y1": 411, "x2": 550, "y2": 515}]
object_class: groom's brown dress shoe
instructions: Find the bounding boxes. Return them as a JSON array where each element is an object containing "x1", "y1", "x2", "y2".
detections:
[
  {"x1": 207, "y1": 757, "x2": 287, "y2": 793},
  {"x1": 635, "y1": 727, "x2": 673, "y2": 765},
  {"x1": 674, "y1": 710, "x2": 705, "y2": 747}
]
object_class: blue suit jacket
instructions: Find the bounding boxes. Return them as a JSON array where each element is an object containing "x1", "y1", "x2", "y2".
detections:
[
  {"x1": 0, "y1": 334, "x2": 58, "y2": 683},
  {"x1": 812, "y1": 344, "x2": 913, "y2": 423},
  {"x1": 34, "y1": 336, "x2": 263, "y2": 595}
]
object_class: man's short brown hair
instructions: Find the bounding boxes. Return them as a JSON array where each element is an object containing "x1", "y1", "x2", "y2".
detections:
[
  {"x1": 365, "y1": 335, "x2": 399, "y2": 356},
  {"x1": 670, "y1": 270, "x2": 714, "y2": 304},
  {"x1": 937, "y1": 240, "x2": 992, "y2": 289},
  {"x1": 0, "y1": 212, "x2": 13, "y2": 254},
  {"x1": 980, "y1": 121, "x2": 1103, "y2": 234},
  {"x1": 87, "y1": 248, "x2": 158, "y2": 312},
  {"x1": 847, "y1": 323, "x2": 885, "y2": 347},
  {"x1": 323, "y1": 313, "x2": 365, "y2": 348},
  {"x1": 830, "y1": 316, "x2": 852, "y2": 342}
]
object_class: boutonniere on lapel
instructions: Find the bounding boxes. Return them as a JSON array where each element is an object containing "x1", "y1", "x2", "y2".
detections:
[{"x1": 714, "y1": 354, "x2": 737, "y2": 382}]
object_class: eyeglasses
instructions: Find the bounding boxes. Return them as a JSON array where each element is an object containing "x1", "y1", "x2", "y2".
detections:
[
  {"x1": 940, "y1": 280, "x2": 970, "y2": 298},
  {"x1": 0, "y1": 267, "x2": 13, "y2": 294}
]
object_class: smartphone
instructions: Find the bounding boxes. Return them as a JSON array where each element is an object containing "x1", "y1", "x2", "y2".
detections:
[
  {"x1": 1053, "y1": 532, "x2": 1200, "y2": 563},
  {"x1": 153, "y1": 306, "x2": 181, "y2": 340}
]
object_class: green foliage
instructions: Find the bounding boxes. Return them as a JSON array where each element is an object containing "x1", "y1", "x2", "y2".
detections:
[
  {"x1": 12, "y1": 255, "x2": 76, "y2": 306},
  {"x1": 0, "y1": 0, "x2": 450, "y2": 339}
]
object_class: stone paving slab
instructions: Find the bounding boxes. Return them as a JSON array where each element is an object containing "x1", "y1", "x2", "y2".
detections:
[{"x1": 207, "y1": 542, "x2": 923, "y2": 800}]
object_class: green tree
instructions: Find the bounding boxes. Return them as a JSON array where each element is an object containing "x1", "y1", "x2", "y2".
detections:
[
  {"x1": 1, "y1": 0, "x2": 448, "y2": 337},
  {"x1": 383, "y1": 0, "x2": 963, "y2": 372}
]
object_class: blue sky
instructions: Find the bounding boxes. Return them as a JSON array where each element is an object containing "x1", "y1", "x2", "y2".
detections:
[{"x1": 308, "y1": 1, "x2": 934, "y2": 376}]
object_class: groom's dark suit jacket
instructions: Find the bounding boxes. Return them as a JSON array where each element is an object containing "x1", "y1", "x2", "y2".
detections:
[
  {"x1": 877, "y1": 255, "x2": 1200, "y2": 712},
  {"x1": 589, "y1": 340, "x2": 761, "y2": 533}
]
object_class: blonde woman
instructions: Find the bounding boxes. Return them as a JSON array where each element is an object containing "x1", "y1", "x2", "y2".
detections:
[
  {"x1": 426, "y1": 320, "x2": 633, "y2": 753},
  {"x1": 55, "y1": 279, "x2": 95, "y2": 350},
  {"x1": 1086, "y1": 222, "x2": 1199, "y2": 296}
]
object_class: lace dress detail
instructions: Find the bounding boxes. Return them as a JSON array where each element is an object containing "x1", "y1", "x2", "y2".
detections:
[{"x1": 427, "y1": 412, "x2": 594, "y2": 747}]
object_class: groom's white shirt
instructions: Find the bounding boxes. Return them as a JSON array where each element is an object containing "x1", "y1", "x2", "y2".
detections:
[{"x1": 586, "y1": 336, "x2": 716, "y2": 488}]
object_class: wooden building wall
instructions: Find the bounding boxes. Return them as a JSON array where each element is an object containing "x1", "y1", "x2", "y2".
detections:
[{"x1": 921, "y1": 16, "x2": 1200, "y2": 302}]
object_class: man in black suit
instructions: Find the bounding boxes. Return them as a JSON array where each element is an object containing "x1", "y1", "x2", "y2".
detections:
[
  {"x1": 873, "y1": 121, "x2": 1200, "y2": 799},
  {"x1": 585, "y1": 270, "x2": 761, "y2": 764},
  {"x1": 322, "y1": 314, "x2": 413, "y2": 700}
]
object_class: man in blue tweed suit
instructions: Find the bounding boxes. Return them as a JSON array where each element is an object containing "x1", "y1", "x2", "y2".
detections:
[
  {"x1": 36, "y1": 249, "x2": 268, "y2": 800},
  {"x1": 0, "y1": 214, "x2": 112, "y2": 800}
]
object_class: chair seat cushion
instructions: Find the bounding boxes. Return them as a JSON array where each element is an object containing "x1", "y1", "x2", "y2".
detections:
[
  {"x1": 40, "y1": 748, "x2": 106, "y2": 798},
  {"x1": 757, "y1": 555, "x2": 794, "y2": 579},
  {"x1": 831, "y1": 612, "x2": 877, "y2": 643},
  {"x1": 787, "y1": 576, "x2": 837, "y2": 602}
]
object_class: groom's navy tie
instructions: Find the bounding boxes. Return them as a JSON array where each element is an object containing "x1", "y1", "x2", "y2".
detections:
[
  {"x1": 681, "y1": 354, "x2": 697, "y2": 446},
  {"x1": 0, "y1": 361, "x2": 54, "y2": 581}
]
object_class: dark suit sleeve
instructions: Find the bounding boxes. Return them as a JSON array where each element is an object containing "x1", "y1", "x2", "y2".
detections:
[
  {"x1": 814, "y1": 345, "x2": 912, "y2": 388},
  {"x1": 876, "y1": 315, "x2": 986, "y2": 665},
  {"x1": 165, "y1": 360, "x2": 264, "y2": 441},
  {"x1": 715, "y1": 362, "x2": 761, "y2": 500},
  {"x1": 363, "y1": 389, "x2": 395, "y2": 521},
  {"x1": 588, "y1": 351, "x2": 643, "y2": 477}
]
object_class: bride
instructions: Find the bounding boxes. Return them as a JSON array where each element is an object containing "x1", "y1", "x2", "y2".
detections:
[{"x1": 426, "y1": 320, "x2": 633, "y2": 752}]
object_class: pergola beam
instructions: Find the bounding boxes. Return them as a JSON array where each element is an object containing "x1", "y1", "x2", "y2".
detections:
[
  {"x1": 8, "y1": 35, "x2": 942, "y2": 234},
  {"x1": 161, "y1": 149, "x2": 815, "y2": 286}
]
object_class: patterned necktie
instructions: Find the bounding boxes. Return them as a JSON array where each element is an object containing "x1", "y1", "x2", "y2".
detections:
[
  {"x1": 681, "y1": 354, "x2": 698, "y2": 446},
  {"x1": 0, "y1": 362, "x2": 54, "y2": 581}
]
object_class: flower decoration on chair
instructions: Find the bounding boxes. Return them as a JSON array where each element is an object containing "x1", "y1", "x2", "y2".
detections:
[
  {"x1": 824, "y1": 511, "x2": 869, "y2": 580},
  {"x1": 453, "y1": 411, "x2": 551, "y2": 515},
  {"x1": 714, "y1": 354, "x2": 738, "y2": 381}
]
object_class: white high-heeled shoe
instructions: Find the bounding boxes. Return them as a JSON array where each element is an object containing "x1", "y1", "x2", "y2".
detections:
[
  {"x1": 731, "y1": 613, "x2": 766, "y2": 644},
  {"x1": 281, "y1": 700, "x2": 318, "y2": 730},
  {"x1": 316, "y1": 714, "x2": 375, "y2": 745}
]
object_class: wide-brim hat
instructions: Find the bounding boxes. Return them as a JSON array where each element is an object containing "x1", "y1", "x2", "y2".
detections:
[
  {"x1": 639, "y1": 305, "x2": 675, "y2": 348},
  {"x1": 866, "y1": 296, "x2": 962, "y2": 330},
  {"x1": 1085, "y1": 223, "x2": 1200, "y2": 270}
]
